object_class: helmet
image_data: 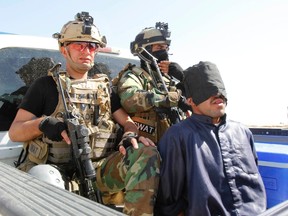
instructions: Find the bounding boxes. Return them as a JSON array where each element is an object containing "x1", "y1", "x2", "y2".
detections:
[
  {"x1": 53, "y1": 11, "x2": 107, "y2": 49},
  {"x1": 28, "y1": 164, "x2": 65, "y2": 189},
  {"x1": 130, "y1": 22, "x2": 171, "y2": 55}
]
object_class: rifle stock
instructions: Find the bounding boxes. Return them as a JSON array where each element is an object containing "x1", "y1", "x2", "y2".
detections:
[{"x1": 50, "y1": 63, "x2": 103, "y2": 203}]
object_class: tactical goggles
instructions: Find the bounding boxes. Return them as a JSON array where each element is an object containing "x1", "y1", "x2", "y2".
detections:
[{"x1": 66, "y1": 42, "x2": 99, "y2": 52}]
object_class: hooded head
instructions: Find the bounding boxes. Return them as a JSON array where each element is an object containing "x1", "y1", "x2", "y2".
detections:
[{"x1": 183, "y1": 61, "x2": 227, "y2": 105}]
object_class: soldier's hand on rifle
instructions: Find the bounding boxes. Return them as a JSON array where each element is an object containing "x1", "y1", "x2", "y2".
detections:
[{"x1": 39, "y1": 116, "x2": 71, "y2": 144}]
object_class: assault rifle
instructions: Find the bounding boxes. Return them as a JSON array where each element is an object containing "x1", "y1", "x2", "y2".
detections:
[
  {"x1": 135, "y1": 47, "x2": 182, "y2": 125},
  {"x1": 50, "y1": 63, "x2": 103, "y2": 203}
]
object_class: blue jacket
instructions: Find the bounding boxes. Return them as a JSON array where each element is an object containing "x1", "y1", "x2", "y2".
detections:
[{"x1": 155, "y1": 114, "x2": 266, "y2": 216}]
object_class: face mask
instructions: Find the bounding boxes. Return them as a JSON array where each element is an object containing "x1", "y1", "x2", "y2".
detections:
[{"x1": 152, "y1": 50, "x2": 169, "y2": 62}]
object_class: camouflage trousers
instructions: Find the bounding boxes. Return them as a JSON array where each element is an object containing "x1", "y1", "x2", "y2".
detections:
[
  {"x1": 96, "y1": 143, "x2": 161, "y2": 216},
  {"x1": 17, "y1": 143, "x2": 160, "y2": 215}
]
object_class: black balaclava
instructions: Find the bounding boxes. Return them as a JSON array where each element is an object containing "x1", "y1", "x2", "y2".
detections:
[
  {"x1": 183, "y1": 61, "x2": 227, "y2": 105},
  {"x1": 152, "y1": 49, "x2": 169, "y2": 62},
  {"x1": 140, "y1": 45, "x2": 169, "y2": 70}
]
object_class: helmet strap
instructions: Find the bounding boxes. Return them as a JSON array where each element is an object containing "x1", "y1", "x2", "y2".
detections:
[{"x1": 64, "y1": 47, "x2": 94, "y2": 74}]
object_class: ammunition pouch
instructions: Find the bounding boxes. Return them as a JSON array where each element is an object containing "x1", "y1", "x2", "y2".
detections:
[
  {"x1": 17, "y1": 138, "x2": 49, "y2": 172},
  {"x1": 26, "y1": 138, "x2": 49, "y2": 165}
]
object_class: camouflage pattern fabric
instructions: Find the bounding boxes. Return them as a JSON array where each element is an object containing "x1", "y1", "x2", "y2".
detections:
[
  {"x1": 18, "y1": 141, "x2": 160, "y2": 215},
  {"x1": 115, "y1": 66, "x2": 180, "y2": 143},
  {"x1": 96, "y1": 143, "x2": 161, "y2": 216},
  {"x1": 116, "y1": 69, "x2": 168, "y2": 113}
]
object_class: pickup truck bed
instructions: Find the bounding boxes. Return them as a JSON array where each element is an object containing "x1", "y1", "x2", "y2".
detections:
[{"x1": 0, "y1": 161, "x2": 123, "y2": 216}]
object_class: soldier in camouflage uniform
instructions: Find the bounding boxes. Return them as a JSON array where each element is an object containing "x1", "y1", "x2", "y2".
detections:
[
  {"x1": 114, "y1": 22, "x2": 185, "y2": 144},
  {"x1": 9, "y1": 12, "x2": 160, "y2": 216}
]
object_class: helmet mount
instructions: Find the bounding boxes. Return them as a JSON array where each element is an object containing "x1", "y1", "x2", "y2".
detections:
[
  {"x1": 155, "y1": 22, "x2": 171, "y2": 39},
  {"x1": 75, "y1": 12, "x2": 94, "y2": 35}
]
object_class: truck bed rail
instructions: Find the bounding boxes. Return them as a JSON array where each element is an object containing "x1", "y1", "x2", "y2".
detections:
[{"x1": 0, "y1": 161, "x2": 124, "y2": 216}]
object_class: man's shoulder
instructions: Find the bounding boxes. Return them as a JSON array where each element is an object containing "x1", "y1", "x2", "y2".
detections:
[
  {"x1": 112, "y1": 64, "x2": 139, "y2": 86},
  {"x1": 225, "y1": 119, "x2": 252, "y2": 135},
  {"x1": 130, "y1": 66, "x2": 145, "y2": 75},
  {"x1": 226, "y1": 119, "x2": 247, "y2": 128},
  {"x1": 35, "y1": 75, "x2": 54, "y2": 82},
  {"x1": 120, "y1": 65, "x2": 144, "y2": 78},
  {"x1": 28, "y1": 75, "x2": 56, "y2": 95},
  {"x1": 164, "y1": 119, "x2": 191, "y2": 136},
  {"x1": 116, "y1": 65, "x2": 145, "y2": 86},
  {"x1": 32, "y1": 75, "x2": 55, "y2": 87}
]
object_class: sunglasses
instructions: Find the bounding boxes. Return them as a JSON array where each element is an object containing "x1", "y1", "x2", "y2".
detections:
[{"x1": 66, "y1": 42, "x2": 99, "y2": 52}]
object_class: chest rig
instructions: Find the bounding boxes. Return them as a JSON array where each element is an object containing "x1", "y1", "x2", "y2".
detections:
[
  {"x1": 113, "y1": 64, "x2": 171, "y2": 143},
  {"x1": 45, "y1": 71, "x2": 117, "y2": 164}
]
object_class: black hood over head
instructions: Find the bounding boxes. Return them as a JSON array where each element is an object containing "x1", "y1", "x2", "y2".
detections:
[{"x1": 183, "y1": 61, "x2": 227, "y2": 105}]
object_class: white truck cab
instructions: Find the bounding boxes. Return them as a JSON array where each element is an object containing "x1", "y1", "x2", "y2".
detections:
[{"x1": 0, "y1": 33, "x2": 138, "y2": 166}]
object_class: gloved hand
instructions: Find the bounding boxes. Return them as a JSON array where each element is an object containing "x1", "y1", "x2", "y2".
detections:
[
  {"x1": 155, "y1": 90, "x2": 181, "y2": 108},
  {"x1": 39, "y1": 116, "x2": 67, "y2": 141},
  {"x1": 118, "y1": 132, "x2": 138, "y2": 150}
]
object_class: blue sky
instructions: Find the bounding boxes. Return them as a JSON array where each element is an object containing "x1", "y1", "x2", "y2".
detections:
[{"x1": 1, "y1": 0, "x2": 288, "y2": 126}]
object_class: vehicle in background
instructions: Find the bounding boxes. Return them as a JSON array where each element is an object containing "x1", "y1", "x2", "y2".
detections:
[
  {"x1": 250, "y1": 126, "x2": 288, "y2": 209},
  {"x1": 0, "y1": 33, "x2": 287, "y2": 215}
]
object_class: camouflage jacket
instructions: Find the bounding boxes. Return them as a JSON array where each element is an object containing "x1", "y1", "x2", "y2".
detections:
[{"x1": 113, "y1": 64, "x2": 177, "y2": 114}]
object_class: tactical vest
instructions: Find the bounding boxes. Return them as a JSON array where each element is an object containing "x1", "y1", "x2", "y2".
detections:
[
  {"x1": 112, "y1": 64, "x2": 171, "y2": 143},
  {"x1": 24, "y1": 72, "x2": 117, "y2": 166}
]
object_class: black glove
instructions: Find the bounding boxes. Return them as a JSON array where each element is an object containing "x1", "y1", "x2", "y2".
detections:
[
  {"x1": 39, "y1": 116, "x2": 67, "y2": 141},
  {"x1": 118, "y1": 132, "x2": 138, "y2": 150}
]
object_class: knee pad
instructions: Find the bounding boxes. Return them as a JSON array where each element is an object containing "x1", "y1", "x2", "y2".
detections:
[{"x1": 28, "y1": 164, "x2": 65, "y2": 189}]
